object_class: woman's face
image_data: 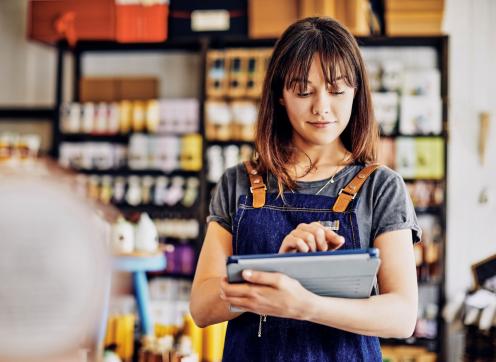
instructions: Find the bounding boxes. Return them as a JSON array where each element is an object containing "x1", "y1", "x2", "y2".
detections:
[{"x1": 281, "y1": 54, "x2": 355, "y2": 148}]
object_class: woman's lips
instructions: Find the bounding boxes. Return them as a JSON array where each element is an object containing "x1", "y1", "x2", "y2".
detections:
[{"x1": 307, "y1": 121, "x2": 337, "y2": 128}]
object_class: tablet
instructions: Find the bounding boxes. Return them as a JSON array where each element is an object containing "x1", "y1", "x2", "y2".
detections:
[{"x1": 227, "y1": 248, "x2": 380, "y2": 299}]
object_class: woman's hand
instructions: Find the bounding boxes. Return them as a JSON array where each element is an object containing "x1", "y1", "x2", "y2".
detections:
[
  {"x1": 279, "y1": 222, "x2": 345, "y2": 253},
  {"x1": 220, "y1": 270, "x2": 314, "y2": 320}
]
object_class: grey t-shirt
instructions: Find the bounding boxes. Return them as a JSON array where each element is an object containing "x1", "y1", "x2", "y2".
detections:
[{"x1": 207, "y1": 163, "x2": 422, "y2": 248}]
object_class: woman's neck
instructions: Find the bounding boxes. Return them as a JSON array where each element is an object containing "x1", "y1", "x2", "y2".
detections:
[{"x1": 288, "y1": 138, "x2": 352, "y2": 181}]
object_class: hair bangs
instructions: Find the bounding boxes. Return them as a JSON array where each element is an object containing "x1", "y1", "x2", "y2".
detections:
[
  {"x1": 319, "y1": 49, "x2": 357, "y2": 90},
  {"x1": 283, "y1": 40, "x2": 358, "y2": 94}
]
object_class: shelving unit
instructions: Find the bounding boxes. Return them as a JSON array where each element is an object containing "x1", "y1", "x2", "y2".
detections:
[
  {"x1": 358, "y1": 35, "x2": 449, "y2": 361},
  {"x1": 49, "y1": 35, "x2": 449, "y2": 361},
  {"x1": 52, "y1": 39, "x2": 209, "y2": 257}
]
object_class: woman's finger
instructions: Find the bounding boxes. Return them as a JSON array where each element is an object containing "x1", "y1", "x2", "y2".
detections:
[
  {"x1": 293, "y1": 230, "x2": 317, "y2": 252},
  {"x1": 324, "y1": 229, "x2": 346, "y2": 250},
  {"x1": 221, "y1": 277, "x2": 253, "y2": 298},
  {"x1": 306, "y1": 222, "x2": 328, "y2": 251},
  {"x1": 279, "y1": 236, "x2": 308, "y2": 253},
  {"x1": 295, "y1": 238, "x2": 310, "y2": 252}
]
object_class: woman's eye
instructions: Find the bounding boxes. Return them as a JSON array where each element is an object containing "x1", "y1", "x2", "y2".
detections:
[
  {"x1": 297, "y1": 92, "x2": 311, "y2": 97},
  {"x1": 330, "y1": 90, "x2": 345, "y2": 95}
]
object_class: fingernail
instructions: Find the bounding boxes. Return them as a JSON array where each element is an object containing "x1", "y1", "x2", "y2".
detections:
[{"x1": 243, "y1": 269, "x2": 252, "y2": 279}]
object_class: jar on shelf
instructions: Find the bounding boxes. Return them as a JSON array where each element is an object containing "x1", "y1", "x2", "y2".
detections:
[
  {"x1": 205, "y1": 100, "x2": 232, "y2": 141},
  {"x1": 230, "y1": 100, "x2": 257, "y2": 141}
]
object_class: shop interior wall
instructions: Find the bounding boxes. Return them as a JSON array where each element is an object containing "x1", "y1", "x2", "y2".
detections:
[{"x1": 442, "y1": 0, "x2": 496, "y2": 300}]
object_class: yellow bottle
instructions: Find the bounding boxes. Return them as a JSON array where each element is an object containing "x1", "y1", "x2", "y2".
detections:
[
  {"x1": 202, "y1": 322, "x2": 228, "y2": 362},
  {"x1": 183, "y1": 313, "x2": 203, "y2": 361},
  {"x1": 132, "y1": 101, "x2": 146, "y2": 133},
  {"x1": 119, "y1": 100, "x2": 132, "y2": 134}
]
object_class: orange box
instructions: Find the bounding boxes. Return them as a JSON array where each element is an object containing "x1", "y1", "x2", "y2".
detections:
[
  {"x1": 28, "y1": 0, "x2": 168, "y2": 45},
  {"x1": 115, "y1": 1, "x2": 168, "y2": 43},
  {"x1": 28, "y1": 0, "x2": 115, "y2": 45}
]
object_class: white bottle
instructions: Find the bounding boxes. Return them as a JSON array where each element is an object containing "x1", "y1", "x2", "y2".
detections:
[
  {"x1": 81, "y1": 102, "x2": 95, "y2": 134},
  {"x1": 134, "y1": 213, "x2": 159, "y2": 253},
  {"x1": 111, "y1": 217, "x2": 135, "y2": 254}
]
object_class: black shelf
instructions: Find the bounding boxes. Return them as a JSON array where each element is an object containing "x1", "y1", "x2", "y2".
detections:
[
  {"x1": 0, "y1": 107, "x2": 53, "y2": 120},
  {"x1": 206, "y1": 140, "x2": 255, "y2": 147},
  {"x1": 381, "y1": 337, "x2": 438, "y2": 352},
  {"x1": 116, "y1": 204, "x2": 199, "y2": 217},
  {"x1": 414, "y1": 206, "x2": 444, "y2": 215},
  {"x1": 61, "y1": 133, "x2": 200, "y2": 143},
  {"x1": 403, "y1": 178, "x2": 445, "y2": 183},
  {"x1": 59, "y1": 38, "x2": 204, "y2": 53},
  {"x1": 147, "y1": 271, "x2": 195, "y2": 280},
  {"x1": 418, "y1": 280, "x2": 443, "y2": 287},
  {"x1": 381, "y1": 133, "x2": 446, "y2": 138},
  {"x1": 208, "y1": 36, "x2": 277, "y2": 49},
  {"x1": 357, "y1": 35, "x2": 448, "y2": 48},
  {"x1": 75, "y1": 168, "x2": 200, "y2": 177},
  {"x1": 61, "y1": 133, "x2": 130, "y2": 143}
]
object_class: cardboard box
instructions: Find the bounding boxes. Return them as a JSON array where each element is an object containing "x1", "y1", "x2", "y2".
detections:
[
  {"x1": 344, "y1": 0, "x2": 370, "y2": 36},
  {"x1": 119, "y1": 78, "x2": 158, "y2": 100},
  {"x1": 28, "y1": 0, "x2": 115, "y2": 45},
  {"x1": 115, "y1": 1, "x2": 168, "y2": 43},
  {"x1": 80, "y1": 77, "x2": 159, "y2": 102},
  {"x1": 299, "y1": 0, "x2": 337, "y2": 18},
  {"x1": 28, "y1": 0, "x2": 168, "y2": 45},
  {"x1": 386, "y1": 0, "x2": 444, "y2": 12},
  {"x1": 249, "y1": 0, "x2": 371, "y2": 39},
  {"x1": 80, "y1": 78, "x2": 117, "y2": 103},
  {"x1": 386, "y1": 11, "x2": 444, "y2": 35},
  {"x1": 249, "y1": 0, "x2": 299, "y2": 38}
]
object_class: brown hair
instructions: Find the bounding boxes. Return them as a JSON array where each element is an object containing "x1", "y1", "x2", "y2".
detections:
[{"x1": 254, "y1": 17, "x2": 379, "y2": 193}]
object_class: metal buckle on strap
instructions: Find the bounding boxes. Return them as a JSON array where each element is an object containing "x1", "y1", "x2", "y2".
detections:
[
  {"x1": 338, "y1": 188, "x2": 356, "y2": 200},
  {"x1": 250, "y1": 185, "x2": 267, "y2": 193}
]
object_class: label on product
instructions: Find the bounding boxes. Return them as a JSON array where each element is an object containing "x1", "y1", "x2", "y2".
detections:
[{"x1": 191, "y1": 10, "x2": 230, "y2": 32}]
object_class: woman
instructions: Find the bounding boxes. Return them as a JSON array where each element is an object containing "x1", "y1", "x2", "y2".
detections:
[{"x1": 190, "y1": 17, "x2": 421, "y2": 361}]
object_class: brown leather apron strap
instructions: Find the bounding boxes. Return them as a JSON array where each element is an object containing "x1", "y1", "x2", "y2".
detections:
[
  {"x1": 332, "y1": 163, "x2": 382, "y2": 213},
  {"x1": 243, "y1": 161, "x2": 267, "y2": 208}
]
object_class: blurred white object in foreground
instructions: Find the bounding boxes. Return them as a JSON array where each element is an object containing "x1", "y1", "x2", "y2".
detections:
[{"x1": 0, "y1": 170, "x2": 110, "y2": 362}]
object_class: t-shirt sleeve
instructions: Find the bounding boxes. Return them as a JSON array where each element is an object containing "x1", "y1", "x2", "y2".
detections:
[
  {"x1": 371, "y1": 172, "x2": 422, "y2": 244},
  {"x1": 206, "y1": 172, "x2": 233, "y2": 233}
]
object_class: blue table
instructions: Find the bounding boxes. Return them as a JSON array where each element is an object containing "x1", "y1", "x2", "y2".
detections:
[{"x1": 98, "y1": 252, "x2": 166, "y2": 345}]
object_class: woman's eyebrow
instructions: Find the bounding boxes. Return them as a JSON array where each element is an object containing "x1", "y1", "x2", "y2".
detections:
[
  {"x1": 289, "y1": 76, "x2": 344, "y2": 84},
  {"x1": 288, "y1": 78, "x2": 312, "y2": 84}
]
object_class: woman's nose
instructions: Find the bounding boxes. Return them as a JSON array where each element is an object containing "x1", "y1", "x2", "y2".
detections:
[{"x1": 311, "y1": 90, "x2": 332, "y2": 116}]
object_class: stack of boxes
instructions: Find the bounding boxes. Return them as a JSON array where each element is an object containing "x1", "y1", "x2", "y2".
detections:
[{"x1": 385, "y1": 0, "x2": 445, "y2": 35}]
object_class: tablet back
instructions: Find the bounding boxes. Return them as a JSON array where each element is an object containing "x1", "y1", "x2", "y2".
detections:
[{"x1": 227, "y1": 250, "x2": 380, "y2": 299}]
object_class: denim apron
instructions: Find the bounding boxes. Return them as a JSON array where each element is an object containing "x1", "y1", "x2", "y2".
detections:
[{"x1": 222, "y1": 162, "x2": 382, "y2": 362}]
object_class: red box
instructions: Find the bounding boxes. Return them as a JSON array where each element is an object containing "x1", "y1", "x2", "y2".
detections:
[
  {"x1": 115, "y1": 2, "x2": 168, "y2": 43},
  {"x1": 28, "y1": 0, "x2": 116, "y2": 45},
  {"x1": 28, "y1": 0, "x2": 168, "y2": 45}
]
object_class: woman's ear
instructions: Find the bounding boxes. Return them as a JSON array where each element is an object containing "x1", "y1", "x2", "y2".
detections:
[{"x1": 279, "y1": 98, "x2": 285, "y2": 106}]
